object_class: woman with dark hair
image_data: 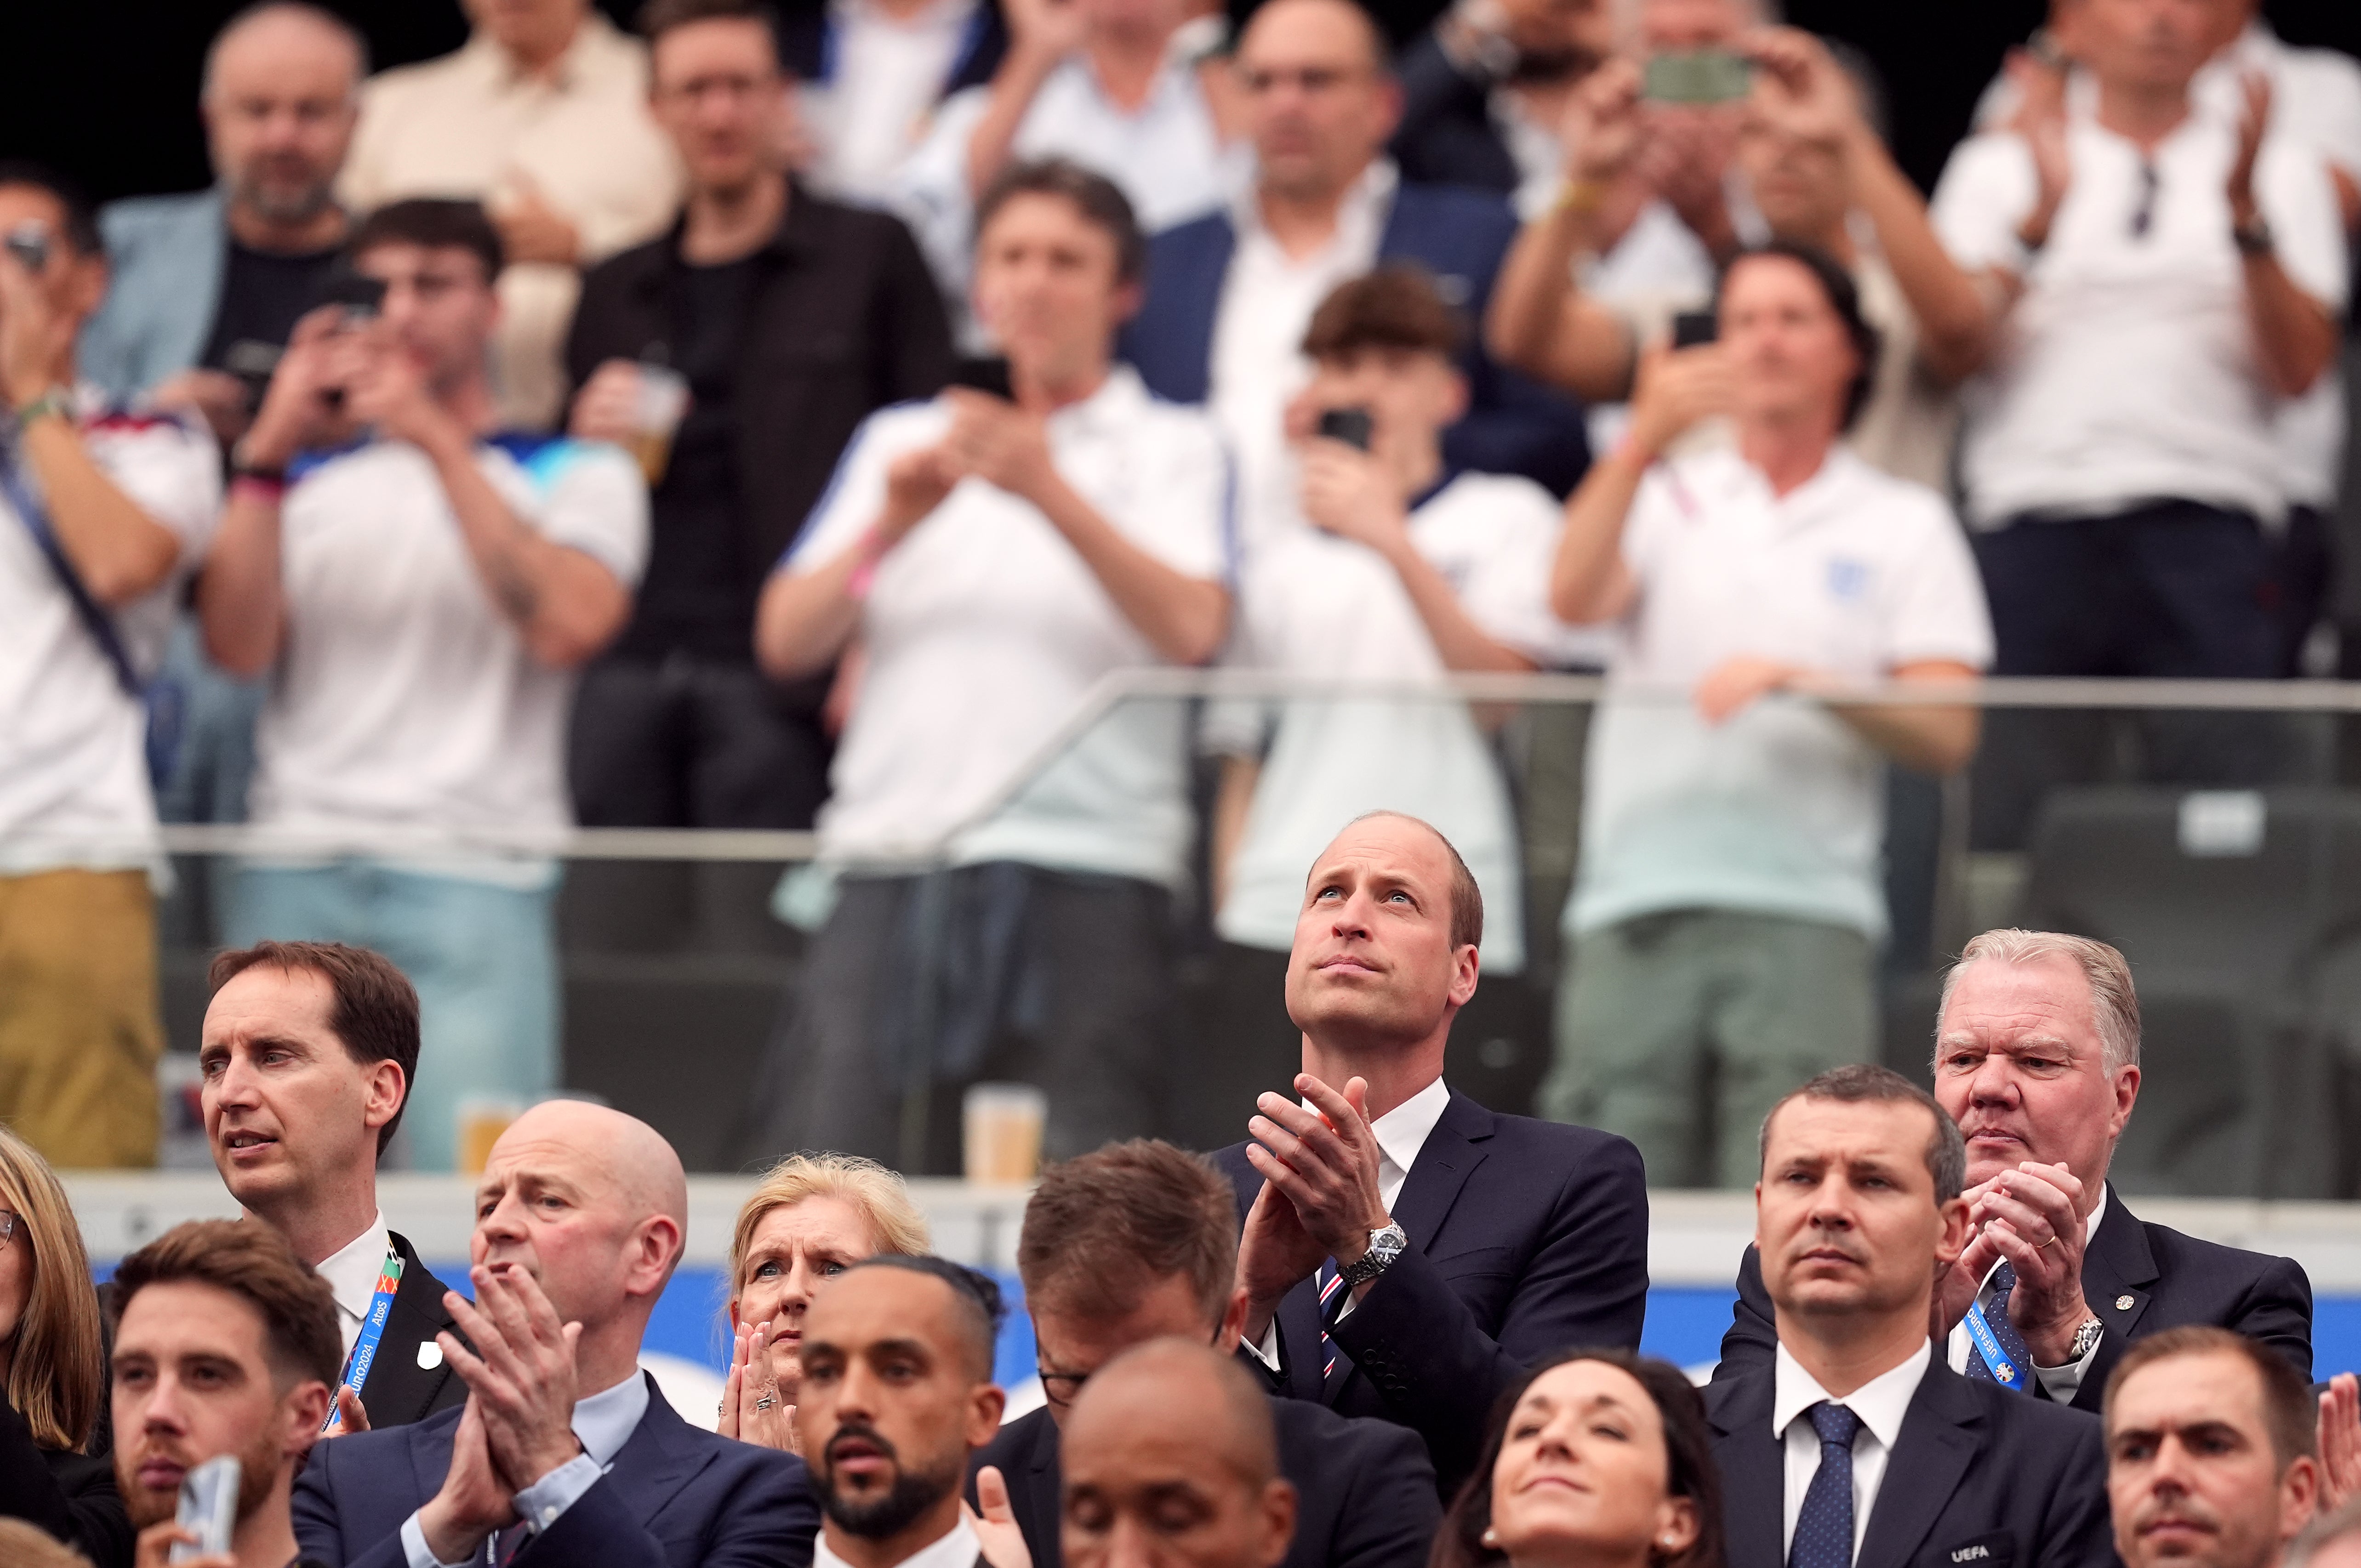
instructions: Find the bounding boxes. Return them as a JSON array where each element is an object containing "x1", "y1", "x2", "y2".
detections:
[{"x1": 1436, "y1": 1349, "x2": 1724, "y2": 1568}]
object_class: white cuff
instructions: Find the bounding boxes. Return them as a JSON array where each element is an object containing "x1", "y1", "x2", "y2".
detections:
[
  {"x1": 513, "y1": 1452, "x2": 604, "y2": 1533},
  {"x1": 400, "y1": 1511, "x2": 477, "y2": 1568},
  {"x1": 1242, "y1": 1321, "x2": 1282, "y2": 1373},
  {"x1": 2033, "y1": 1329, "x2": 2102, "y2": 1403}
]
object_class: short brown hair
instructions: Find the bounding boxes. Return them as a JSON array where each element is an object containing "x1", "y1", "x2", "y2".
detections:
[
  {"x1": 975, "y1": 159, "x2": 1146, "y2": 285},
  {"x1": 1018, "y1": 1141, "x2": 1238, "y2": 1326},
  {"x1": 109, "y1": 1220, "x2": 342, "y2": 1392},
  {"x1": 638, "y1": 0, "x2": 781, "y2": 53},
  {"x1": 2104, "y1": 1325, "x2": 2317, "y2": 1472},
  {"x1": 1340, "y1": 811, "x2": 1484, "y2": 953},
  {"x1": 349, "y1": 198, "x2": 503, "y2": 285},
  {"x1": 210, "y1": 941, "x2": 422, "y2": 1153},
  {"x1": 1760, "y1": 1063, "x2": 1965, "y2": 1203},
  {"x1": 1301, "y1": 265, "x2": 1466, "y2": 362}
]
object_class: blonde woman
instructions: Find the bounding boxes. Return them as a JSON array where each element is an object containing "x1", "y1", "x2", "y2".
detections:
[
  {"x1": 0, "y1": 1126, "x2": 125, "y2": 1568},
  {"x1": 721, "y1": 1152, "x2": 930, "y2": 1454}
]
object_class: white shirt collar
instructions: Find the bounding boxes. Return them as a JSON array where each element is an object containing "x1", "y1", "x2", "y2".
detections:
[
  {"x1": 815, "y1": 1513, "x2": 980, "y2": 1568},
  {"x1": 1771, "y1": 1338, "x2": 1931, "y2": 1454},
  {"x1": 1233, "y1": 158, "x2": 1398, "y2": 250},
  {"x1": 314, "y1": 1213, "x2": 395, "y2": 1324},
  {"x1": 1367, "y1": 1075, "x2": 1451, "y2": 1179},
  {"x1": 573, "y1": 1370, "x2": 652, "y2": 1469}
]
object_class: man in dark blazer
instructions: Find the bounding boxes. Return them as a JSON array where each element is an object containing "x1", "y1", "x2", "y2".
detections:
[
  {"x1": 1386, "y1": 0, "x2": 1609, "y2": 198},
  {"x1": 970, "y1": 1140, "x2": 1438, "y2": 1568},
  {"x1": 201, "y1": 941, "x2": 467, "y2": 1432},
  {"x1": 1714, "y1": 930, "x2": 2313, "y2": 1407},
  {"x1": 1116, "y1": 0, "x2": 1588, "y2": 503},
  {"x1": 1211, "y1": 813, "x2": 1648, "y2": 1497},
  {"x1": 294, "y1": 1102, "x2": 818, "y2": 1568},
  {"x1": 565, "y1": 0, "x2": 952, "y2": 835},
  {"x1": 1712, "y1": 1064, "x2": 2112, "y2": 1568}
]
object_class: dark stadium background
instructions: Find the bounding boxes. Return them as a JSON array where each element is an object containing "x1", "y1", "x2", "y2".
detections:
[{"x1": 6, "y1": 0, "x2": 2359, "y2": 208}]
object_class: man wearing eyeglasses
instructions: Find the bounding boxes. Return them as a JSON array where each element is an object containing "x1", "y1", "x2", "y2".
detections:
[
  {"x1": 1926, "y1": 0, "x2": 2346, "y2": 835},
  {"x1": 1120, "y1": 0, "x2": 1587, "y2": 557},
  {"x1": 968, "y1": 1139, "x2": 1439, "y2": 1566}
]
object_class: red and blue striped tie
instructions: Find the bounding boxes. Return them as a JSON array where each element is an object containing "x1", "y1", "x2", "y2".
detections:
[{"x1": 1317, "y1": 1259, "x2": 1344, "y2": 1383}]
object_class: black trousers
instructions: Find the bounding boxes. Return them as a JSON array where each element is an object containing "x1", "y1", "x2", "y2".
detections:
[
  {"x1": 736, "y1": 864, "x2": 1174, "y2": 1175},
  {"x1": 568, "y1": 653, "x2": 830, "y2": 830}
]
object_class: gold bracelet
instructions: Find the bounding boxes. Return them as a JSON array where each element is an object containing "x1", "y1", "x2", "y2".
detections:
[{"x1": 1556, "y1": 178, "x2": 1608, "y2": 217}]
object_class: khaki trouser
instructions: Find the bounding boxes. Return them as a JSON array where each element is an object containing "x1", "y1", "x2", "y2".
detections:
[{"x1": 0, "y1": 869, "x2": 161, "y2": 1167}]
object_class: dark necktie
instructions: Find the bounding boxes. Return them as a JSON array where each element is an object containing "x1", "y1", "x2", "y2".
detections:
[
  {"x1": 1963, "y1": 1261, "x2": 2036, "y2": 1393},
  {"x1": 1316, "y1": 1258, "x2": 1352, "y2": 1391},
  {"x1": 1788, "y1": 1401, "x2": 1863, "y2": 1568}
]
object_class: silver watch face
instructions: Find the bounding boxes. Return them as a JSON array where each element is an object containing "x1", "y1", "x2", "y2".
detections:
[{"x1": 1369, "y1": 1223, "x2": 1408, "y2": 1262}]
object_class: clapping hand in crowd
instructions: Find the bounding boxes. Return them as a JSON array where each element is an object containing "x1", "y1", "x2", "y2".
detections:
[
  {"x1": 2320, "y1": 1373, "x2": 2361, "y2": 1512},
  {"x1": 1004, "y1": 0, "x2": 1089, "y2": 73},
  {"x1": 0, "y1": 222, "x2": 78, "y2": 409},
  {"x1": 1742, "y1": 27, "x2": 1868, "y2": 167},
  {"x1": 2001, "y1": 44, "x2": 2072, "y2": 256},
  {"x1": 416, "y1": 1263, "x2": 586, "y2": 1565},
  {"x1": 1238, "y1": 1073, "x2": 1391, "y2": 1340},
  {"x1": 491, "y1": 172, "x2": 582, "y2": 269},
  {"x1": 967, "y1": 1465, "x2": 1035, "y2": 1568},
  {"x1": 722, "y1": 1317, "x2": 802, "y2": 1455},
  {"x1": 2227, "y1": 70, "x2": 2273, "y2": 231},
  {"x1": 1933, "y1": 1161, "x2": 2094, "y2": 1366}
]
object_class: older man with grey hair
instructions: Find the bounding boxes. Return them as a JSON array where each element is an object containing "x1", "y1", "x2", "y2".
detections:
[{"x1": 1712, "y1": 927, "x2": 2314, "y2": 1412}]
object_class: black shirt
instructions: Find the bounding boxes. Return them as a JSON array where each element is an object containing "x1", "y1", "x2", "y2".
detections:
[
  {"x1": 614, "y1": 255, "x2": 764, "y2": 663},
  {"x1": 199, "y1": 240, "x2": 345, "y2": 394}
]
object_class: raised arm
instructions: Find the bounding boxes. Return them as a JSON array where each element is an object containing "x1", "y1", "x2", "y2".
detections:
[
  {"x1": 1550, "y1": 343, "x2": 1732, "y2": 623},
  {"x1": 964, "y1": 0, "x2": 1088, "y2": 202},
  {"x1": 1484, "y1": 58, "x2": 1645, "y2": 400},
  {"x1": 2227, "y1": 74, "x2": 2340, "y2": 399},
  {"x1": 754, "y1": 442, "x2": 959, "y2": 680}
]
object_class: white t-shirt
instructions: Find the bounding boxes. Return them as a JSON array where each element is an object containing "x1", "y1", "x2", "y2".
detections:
[
  {"x1": 801, "y1": 0, "x2": 981, "y2": 207},
  {"x1": 249, "y1": 437, "x2": 648, "y2": 855},
  {"x1": 0, "y1": 392, "x2": 219, "y2": 875},
  {"x1": 1570, "y1": 446, "x2": 1993, "y2": 941},
  {"x1": 789, "y1": 367, "x2": 1231, "y2": 888},
  {"x1": 1209, "y1": 472, "x2": 1603, "y2": 973},
  {"x1": 1932, "y1": 109, "x2": 2348, "y2": 528},
  {"x1": 891, "y1": 54, "x2": 1238, "y2": 341}
]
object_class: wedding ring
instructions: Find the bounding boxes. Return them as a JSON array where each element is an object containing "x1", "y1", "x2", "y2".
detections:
[
  {"x1": 2038, "y1": 1235, "x2": 2061, "y2": 1248},
  {"x1": 755, "y1": 1395, "x2": 776, "y2": 1410}
]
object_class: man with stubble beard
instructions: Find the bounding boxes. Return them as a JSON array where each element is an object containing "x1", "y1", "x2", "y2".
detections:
[{"x1": 797, "y1": 1258, "x2": 1028, "y2": 1568}]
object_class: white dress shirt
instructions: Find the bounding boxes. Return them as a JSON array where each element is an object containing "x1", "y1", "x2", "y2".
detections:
[
  {"x1": 401, "y1": 1371, "x2": 650, "y2": 1568},
  {"x1": 816, "y1": 1514, "x2": 981, "y2": 1568},
  {"x1": 1245, "y1": 1075, "x2": 1452, "y2": 1367},
  {"x1": 1944, "y1": 1186, "x2": 2109, "y2": 1400},
  {"x1": 803, "y1": 0, "x2": 981, "y2": 206},
  {"x1": 314, "y1": 1212, "x2": 395, "y2": 1360},
  {"x1": 1209, "y1": 160, "x2": 1397, "y2": 555},
  {"x1": 1774, "y1": 1339, "x2": 1932, "y2": 1561}
]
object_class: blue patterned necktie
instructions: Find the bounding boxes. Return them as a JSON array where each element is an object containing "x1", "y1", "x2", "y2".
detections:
[
  {"x1": 1317, "y1": 1259, "x2": 1347, "y2": 1387},
  {"x1": 1789, "y1": 1401, "x2": 1863, "y2": 1568},
  {"x1": 1963, "y1": 1261, "x2": 2036, "y2": 1392}
]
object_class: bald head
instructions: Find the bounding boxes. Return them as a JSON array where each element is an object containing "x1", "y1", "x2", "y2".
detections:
[
  {"x1": 1063, "y1": 1341, "x2": 1295, "y2": 1568},
  {"x1": 1236, "y1": 0, "x2": 1400, "y2": 202},
  {"x1": 504, "y1": 1099, "x2": 687, "y2": 1232},
  {"x1": 201, "y1": 3, "x2": 364, "y2": 229}
]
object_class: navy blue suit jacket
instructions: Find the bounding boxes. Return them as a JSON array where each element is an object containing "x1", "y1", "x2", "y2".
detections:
[
  {"x1": 1213, "y1": 1089, "x2": 1648, "y2": 1494},
  {"x1": 1708, "y1": 1360, "x2": 2114, "y2": 1568},
  {"x1": 970, "y1": 1394, "x2": 1438, "y2": 1568},
  {"x1": 1118, "y1": 181, "x2": 1590, "y2": 497},
  {"x1": 291, "y1": 1375, "x2": 819, "y2": 1568},
  {"x1": 1712, "y1": 1184, "x2": 2315, "y2": 1411}
]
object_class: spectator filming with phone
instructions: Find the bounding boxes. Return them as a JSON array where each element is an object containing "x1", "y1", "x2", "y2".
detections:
[
  {"x1": 1538, "y1": 241, "x2": 1992, "y2": 1190},
  {"x1": 1200, "y1": 265, "x2": 1607, "y2": 1091},
  {"x1": 743, "y1": 159, "x2": 1230, "y2": 1175}
]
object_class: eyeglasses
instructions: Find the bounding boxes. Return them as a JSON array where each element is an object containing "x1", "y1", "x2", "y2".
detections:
[
  {"x1": 0, "y1": 1212, "x2": 20, "y2": 1249},
  {"x1": 1038, "y1": 1363, "x2": 1089, "y2": 1409}
]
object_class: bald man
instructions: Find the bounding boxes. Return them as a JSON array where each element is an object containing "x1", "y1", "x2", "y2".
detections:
[
  {"x1": 1212, "y1": 812, "x2": 1646, "y2": 1496},
  {"x1": 293, "y1": 1101, "x2": 821, "y2": 1568},
  {"x1": 1061, "y1": 1341, "x2": 1297, "y2": 1568},
  {"x1": 1120, "y1": 0, "x2": 1588, "y2": 551}
]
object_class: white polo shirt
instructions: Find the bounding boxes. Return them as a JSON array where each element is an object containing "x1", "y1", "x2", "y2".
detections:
[
  {"x1": 248, "y1": 437, "x2": 647, "y2": 864},
  {"x1": 788, "y1": 367, "x2": 1231, "y2": 888},
  {"x1": 891, "y1": 52, "x2": 1238, "y2": 339},
  {"x1": 1210, "y1": 472, "x2": 1608, "y2": 974},
  {"x1": 1570, "y1": 446, "x2": 1992, "y2": 942},
  {"x1": 1931, "y1": 106, "x2": 2347, "y2": 529},
  {"x1": 0, "y1": 392, "x2": 219, "y2": 876}
]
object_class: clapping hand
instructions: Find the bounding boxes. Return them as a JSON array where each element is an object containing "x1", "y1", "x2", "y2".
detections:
[
  {"x1": 722, "y1": 1318, "x2": 801, "y2": 1454},
  {"x1": 439, "y1": 1265, "x2": 586, "y2": 1495},
  {"x1": 1240, "y1": 1074, "x2": 1391, "y2": 1308},
  {"x1": 968, "y1": 1465, "x2": 1035, "y2": 1568},
  {"x1": 2319, "y1": 1374, "x2": 2361, "y2": 1511},
  {"x1": 1935, "y1": 1162, "x2": 2092, "y2": 1365},
  {"x1": 2227, "y1": 71, "x2": 2271, "y2": 227},
  {"x1": 2002, "y1": 46, "x2": 2071, "y2": 247}
]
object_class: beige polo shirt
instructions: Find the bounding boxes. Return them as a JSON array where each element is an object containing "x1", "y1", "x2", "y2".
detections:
[{"x1": 341, "y1": 14, "x2": 684, "y2": 429}]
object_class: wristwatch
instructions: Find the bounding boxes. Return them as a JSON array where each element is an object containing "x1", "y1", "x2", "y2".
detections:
[
  {"x1": 2066, "y1": 1316, "x2": 2105, "y2": 1361},
  {"x1": 1338, "y1": 1221, "x2": 1408, "y2": 1290},
  {"x1": 2232, "y1": 214, "x2": 2276, "y2": 256}
]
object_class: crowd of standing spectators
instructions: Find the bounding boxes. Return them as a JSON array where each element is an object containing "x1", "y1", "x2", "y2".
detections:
[{"x1": 0, "y1": 0, "x2": 2354, "y2": 1180}]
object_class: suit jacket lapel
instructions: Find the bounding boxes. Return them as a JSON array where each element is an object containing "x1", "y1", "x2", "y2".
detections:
[
  {"x1": 1388, "y1": 1092, "x2": 1493, "y2": 1252},
  {"x1": 1857, "y1": 1368, "x2": 1983, "y2": 1568},
  {"x1": 2081, "y1": 1184, "x2": 2161, "y2": 1341},
  {"x1": 599, "y1": 1376, "x2": 708, "y2": 1527},
  {"x1": 1707, "y1": 1376, "x2": 1786, "y2": 1568}
]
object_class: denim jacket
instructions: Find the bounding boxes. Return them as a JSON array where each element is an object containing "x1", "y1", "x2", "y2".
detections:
[{"x1": 79, "y1": 187, "x2": 227, "y2": 401}]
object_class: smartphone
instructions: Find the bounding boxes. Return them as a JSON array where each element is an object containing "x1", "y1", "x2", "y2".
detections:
[
  {"x1": 315, "y1": 266, "x2": 388, "y2": 325},
  {"x1": 4, "y1": 222, "x2": 49, "y2": 274},
  {"x1": 1642, "y1": 49, "x2": 1753, "y2": 104},
  {"x1": 170, "y1": 1454, "x2": 240, "y2": 1562},
  {"x1": 1316, "y1": 406, "x2": 1374, "y2": 451},
  {"x1": 948, "y1": 356, "x2": 1014, "y2": 401},
  {"x1": 1671, "y1": 310, "x2": 1719, "y2": 349}
]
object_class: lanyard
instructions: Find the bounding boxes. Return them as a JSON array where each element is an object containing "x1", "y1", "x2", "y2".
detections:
[
  {"x1": 323, "y1": 1249, "x2": 405, "y2": 1432},
  {"x1": 1962, "y1": 1299, "x2": 2023, "y2": 1390}
]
